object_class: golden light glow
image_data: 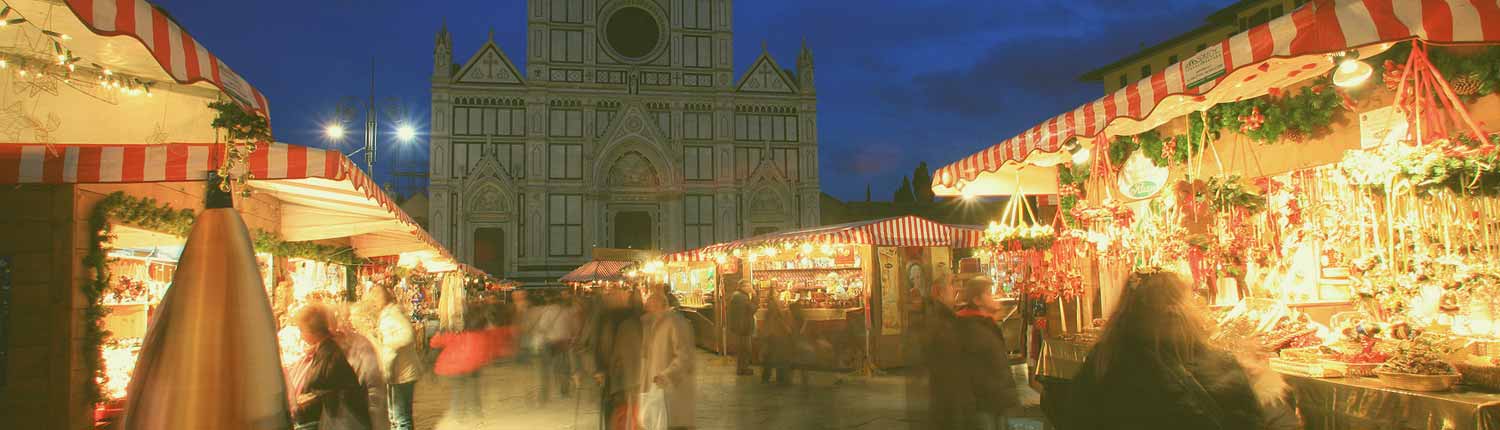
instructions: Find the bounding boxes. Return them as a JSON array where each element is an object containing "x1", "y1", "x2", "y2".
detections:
[
  {"x1": 395, "y1": 123, "x2": 418, "y2": 142},
  {"x1": 1333, "y1": 57, "x2": 1372, "y2": 88},
  {"x1": 324, "y1": 123, "x2": 346, "y2": 140}
]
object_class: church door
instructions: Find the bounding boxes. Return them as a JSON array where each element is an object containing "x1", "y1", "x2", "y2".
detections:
[
  {"x1": 613, "y1": 211, "x2": 654, "y2": 250},
  {"x1": 473, "y1": 227, "x2": 505, "y2": 277}
]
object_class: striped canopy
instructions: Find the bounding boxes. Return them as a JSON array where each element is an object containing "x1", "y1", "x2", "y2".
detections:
[
  {"x1": 665, "y1": 215, "x2": 983, "y2": 262},
  {"x1": 0, "y1": 142, "x2": 457, "y2": 271},
  {"x1": 559, "y1": 260, "x2": 637, "y2": 284},
  {"x1": 54, "y1": 0, "x2": 271, "y2": 115},
  {"x1": 934, "y1": 0, "x2": 1500, "y2": 196}
]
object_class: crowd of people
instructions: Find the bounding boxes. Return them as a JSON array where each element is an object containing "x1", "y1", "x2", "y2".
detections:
[{"x1": 279, "y1": 267, "x2": 1304, "y2": 430}]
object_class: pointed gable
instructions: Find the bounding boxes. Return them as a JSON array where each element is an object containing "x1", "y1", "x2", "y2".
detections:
[
  {"x1": 455, "y1": 41, "x2": 524, "y2": 85},
  {"x1": 600, "y1": 103, "x2": 670, "y2": 146},
  {"x1": 736, "y1": 52, "x2": 797, "y2": 94}
]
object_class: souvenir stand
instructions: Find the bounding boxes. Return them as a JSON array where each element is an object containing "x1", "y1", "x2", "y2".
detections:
[
  {"x1": 0, "y1": 1, "x2": 466, "y2": 427},
  {"x1": 660, "y1": 257, "x2": 728, "y2": 353},
  {"x1": 662, "y1": 215, "x2": 983, "y2": 370},
  {"x1": 932, "y1": 1, "x2": 1500, "y2": 428}
]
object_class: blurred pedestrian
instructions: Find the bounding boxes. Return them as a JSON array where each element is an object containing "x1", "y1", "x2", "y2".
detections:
[
  {"x1": 290, "y1": 305, "x2": 371, "y2": 430},
  {"x1": 328, "y1": 304, "x2": 390, "y2": 430},
  {"x1": 512, "y1": 289, "x2": 532, "y2": 363},
  {"x1": 948, "y1": 276, "x2": 1020, "y2": 429},
  {"x1": 577, "y1": 286, "x2": 644, "y2": 430},
  {"x1": 430, "y1": 304, "x2": 506, "y2": 423},
  {"x1": 923, "y1": 274, "x2": 963, "y2": 428},
  {"x1": 366, "y1": 286, "x2": 420, "y2": 430},
  {"x1": 760, "y1": 290, "x2": 795, "y2": 385},
  {"x1": 1049, "y1": 270, "x2": 1274, "y2": 430},
  {"x1": 536, "y1": 292, "x2": 580, "y2": 403},
  {"x1": 727, "y1": 280, "x2": 757, "y2": 376},
  {"x1": 639, "y1": 287, "x2": 697, "y2": 429}
]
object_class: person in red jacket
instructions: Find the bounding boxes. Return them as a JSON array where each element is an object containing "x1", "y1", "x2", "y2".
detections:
[{"x1": 430, "y1": 304, "x2": 514, "y2": 423}]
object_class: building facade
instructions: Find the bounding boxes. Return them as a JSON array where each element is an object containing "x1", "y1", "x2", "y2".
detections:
[
  {"x1": 429, "y1": 0, "x2": 820, "y2": 283},
  {"x1": 1080, "y1": 0, "x2": 1309, "y2": 93}
]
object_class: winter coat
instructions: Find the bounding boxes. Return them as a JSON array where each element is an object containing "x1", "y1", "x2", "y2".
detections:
[
  {"x1": 580, "y1": 308, "x2": 645, "y2": 396},
  {"x1": 374, "y1": 304, "x2": 421, "y2": 385},
  {"x1": 1052, "y1": 344, "x2": 1265, "y2": 430},
  {"x1": 639, "y1": 310, "x2": 697, "y2": 428},
  {"x1": 928, "y1": 306, "x2": 1019, "y2": 427},
  {"x1": 728, "y1": 290, "x2": 756, "y2": 336},
  {"x1": 290, "y1": 338, "x2": 371, "y2": 430},
  {"x1": 430, "y1": 327, "x2": 511, "y2": 376},
  {"x1": 332, "y1": 332, "x2": 390, "y2": 430}
]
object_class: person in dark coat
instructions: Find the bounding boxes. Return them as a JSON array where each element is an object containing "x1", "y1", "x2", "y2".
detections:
[
  {"x1": 1050, "y1": 270, "x2": 1266, "y2": 430},
  {"x1": 760, "y1": 291, "x2": 795, "y2": 384},
  {"x1": 928, "y1": 275, "x2": 1019, "y2": 429},
  {"x1": 727, "y1": 280, "x2": 758, "y2": 376},
  {"x1": 291, "y1": 305, "x2": 372, "y2": 430}
]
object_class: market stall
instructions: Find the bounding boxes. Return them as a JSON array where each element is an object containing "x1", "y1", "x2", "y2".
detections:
[
  {"x1": 663, "y1": 215, "x2": 982, "y2": 370},
  {"x1": 0, "y1": 1, "x2": 468, "y2": 424},
  {"x1": 934, "y1": 1, "x2": 1500, "y2": 428}
]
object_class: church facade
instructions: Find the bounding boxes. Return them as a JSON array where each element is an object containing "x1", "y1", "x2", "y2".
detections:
[{"x1": 429, "y1": 0, "x2": 820, "y2": 283}]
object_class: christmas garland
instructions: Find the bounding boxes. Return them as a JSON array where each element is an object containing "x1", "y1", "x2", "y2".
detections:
[
  {"x1": 1374, "y1": 44, "x2": 1500, "y2": 100},
  {"x1": 208, "y1": 100, "x2": 272, "y2": 196},
  {"x1": 82, "y1": 192, "x2": 362, "y2": 402}
]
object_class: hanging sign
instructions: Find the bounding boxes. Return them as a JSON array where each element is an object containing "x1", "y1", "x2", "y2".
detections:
[
  {"x1": 1183, "y1": 45, "x2": 1227, "y2": 89},
  {"x1": 878, "y1": 247, "x2": 902, "y2": 335},
  {"x1": 1116, "y1": 151, "x2": 1169, "y2": 199}
]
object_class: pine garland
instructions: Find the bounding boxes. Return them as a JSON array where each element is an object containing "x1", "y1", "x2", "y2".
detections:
[{"x1": 82, "y1": 192, "x2": 364, "y2": 402}]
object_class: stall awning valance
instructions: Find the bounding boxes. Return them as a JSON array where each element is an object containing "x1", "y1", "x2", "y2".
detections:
[
  {"x1": 0, "y1": 142, "x2": 456, "y2": 271},
  {"x1": 665, "y1": 215, "x2": 983, "y2": 262},
  {"x1": 934, "y1": 0, "x2": 1500, "y2": 197},
  {"x1": 560, "y1": 260, "x2": 636, "y2": 284}
]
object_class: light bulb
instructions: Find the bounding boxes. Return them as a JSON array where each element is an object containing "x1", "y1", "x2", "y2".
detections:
[
  {"x1": 395, "y1": 123, "x2": 417, "y2": 142},
  {"x1": 1072, "y1": 147, "x2": 1091, "y2": 165},
  {"x1": 324, "y1": 123, "x2": 347, "y2": 140}
]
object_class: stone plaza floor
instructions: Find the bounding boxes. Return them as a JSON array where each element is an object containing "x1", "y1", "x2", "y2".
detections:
[{"x1": 411, "y1": 350, "x2": 1046, "y2": 430}]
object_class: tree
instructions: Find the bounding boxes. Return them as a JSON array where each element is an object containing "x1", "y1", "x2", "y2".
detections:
[
  {"x1": 894, "y1": 176, "x2": 914, "y2": 204},
  {"x1": 865, "y1": 184, "x2": 872, "y2": 202},
  {"x1": 912, "y1": 161, "x2": 935, "y2": 204}
]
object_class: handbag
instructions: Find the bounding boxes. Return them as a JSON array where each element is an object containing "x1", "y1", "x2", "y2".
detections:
[{"x1": 637, "y1": 387, "x2": 669, "y2": 430}]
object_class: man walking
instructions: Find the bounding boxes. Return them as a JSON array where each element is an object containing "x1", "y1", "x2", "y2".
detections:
[
  {"x1": 368, "y1": 286, "x2": 420, "y2": 430},
  {"x1": 727, "y1": 280, "x2": 757, "y2": 376},
  {"x1": 640, "y1": 287, "x2": 696, "y2": 429}
]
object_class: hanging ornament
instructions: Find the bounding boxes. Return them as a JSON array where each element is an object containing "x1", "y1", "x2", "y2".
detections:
[
  {"x1": 1161, "y1": 135, "x2": 1178, "y2": 163},
  {"x1": 1451, "y1": 73, "x2": 1483, "y2": 96},
  {"x1": 1383, "y1": 59, "x2": 1407, "y2": 92},
  {"x1": 1239, "y1": 106, "x2": 1265, "y2": 133}
]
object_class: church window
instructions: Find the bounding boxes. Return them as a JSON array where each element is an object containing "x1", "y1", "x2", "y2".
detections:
[
  {"x1": 517, "y1": 193, "x2": 527, "y2": 257},
  {"x1": 734, "y1": 114, "x2": 798, "y2": 142},
  {"x1": 596, "y1": 110, "x2": 617, "y2": 137},
  {"x1": 549, "y1": 144, "x2": 582, "y2": 179},
  {"x1": 605, "y1": 7, "x2": 661, "y2": 60},
  {"x1": 683, "y1": 0, "x2": 712, "y2": 29},
  {"x1": 550, "y1": 30, "x2": 584, "y2": 63},
  {"x1": 773, "y1": 148, "x2": 800, "y2": 181},
  {"x1": 550, "y1": 0, "x2": 583, "y2": 23},
  {"x1": 734, "y1": 147, "x2": 764, "y2": 179},
  {"x1": 453, "y1": 107, "x2": 525, "y2": 136},
  {"x1": 549, "y1": 109, "x2": 583, "y2": 137},
  {"x1": 548, "y1": 194, "x2": 583, "y2": 256},
  {"x1": 683, "y1": 146, "x2": 714, "y2": 181},
  {"x1": 655, "y1": 111, "x2": 672, "y2": 138},
  {"x1": 683, "y1": 112, "x2": 712, "y2": 140},
  {"x1": 684, "y1": 195, "x2": 715, "y2": 249},
  {"x1": 683, "y1": 36, "x2": 712, "y2": 68}
]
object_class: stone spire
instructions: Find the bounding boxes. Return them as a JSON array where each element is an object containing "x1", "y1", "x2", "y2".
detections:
[
  {"x1": 797, "y1": 38, "x2": 815, "y2": 93},
  {"x1": 434, "y1": 19, "x2": 453, "y2": 80}
]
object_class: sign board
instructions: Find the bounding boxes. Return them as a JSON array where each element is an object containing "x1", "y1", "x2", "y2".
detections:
[
  {"x1": 1183, "y1": 46, "x2": 1227, "y2": 89},
  {"x1": 1116, "y1": 151, "x2": 1169, "y2": 200},
  {"x1": 1359, "y1": 105, "x2": 1408, "y2": 149},
  {"x1": 878, "y1": 247, "x2": 902, "y2": 335}
]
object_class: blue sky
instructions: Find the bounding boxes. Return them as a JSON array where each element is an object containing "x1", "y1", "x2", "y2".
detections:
[{"x1": 153, "y1": 0, "x2": 1226, "y2": 201}]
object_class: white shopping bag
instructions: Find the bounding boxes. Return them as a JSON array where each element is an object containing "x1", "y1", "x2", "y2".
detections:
[{"x1": 638, "y1": 387, "x2": 669, "y2": 430}]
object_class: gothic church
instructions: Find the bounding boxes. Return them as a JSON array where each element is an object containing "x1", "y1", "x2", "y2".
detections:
[{"x1": 429, "y1": 0, "x2": 820, "y2": 283}]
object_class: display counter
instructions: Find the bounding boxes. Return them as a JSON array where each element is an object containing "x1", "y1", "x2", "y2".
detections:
[
  {"x1": 1284, "y1": 374, "x2": 1500, "y2": 429},
  {"x1": 753, "y1": 307, "x2": 867, "y2": 370}
]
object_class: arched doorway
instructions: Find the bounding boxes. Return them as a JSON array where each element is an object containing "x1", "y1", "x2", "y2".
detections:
[
  {"x1": 613, "y1": 211, "x2": 654, "y2": 249},
  {"x1": 473, "y1": 227, "x2": 505, "y2": 277}
]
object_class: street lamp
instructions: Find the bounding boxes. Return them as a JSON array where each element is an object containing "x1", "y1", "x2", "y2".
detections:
[
  {"x1": 395, "y1": 123, "x2": 417, "y2": 142},
  {"x1": 323, "y1": 123, "x2": 346, "y2": 141}
]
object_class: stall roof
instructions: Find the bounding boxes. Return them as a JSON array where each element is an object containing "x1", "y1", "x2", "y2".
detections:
[
  {"x1": 933, "y1": 0, "x2": 1500, "y2": 197},
  {"x1": 560, "y1": 260, "x2": 636, "y2": 284},
  {"x1": 4, "y1": 0, "x2": 273, "y2": 116},
  {"x1": 0, "y1": 142, "x2": 459, "y2": 272},
  {"x1": 665, "y1": 215, "x2": 983, "y2": 262}
]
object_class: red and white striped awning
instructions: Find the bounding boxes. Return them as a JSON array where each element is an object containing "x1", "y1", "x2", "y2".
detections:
[
  {"x1": 934, "y1": 0, "x2": 1500, "y2": 196},
  {"x1": 664, "y1": 216, "x2": 985, "y2": 262},
  {"x1": 38, "y1": 0, "x2": 272, "y2": 115},
  {"x1": 0, "y1": 142, "x2": 456, "y2": 270},
  {"x1": 559, "y1": 260, "x2": 637, "y2": 284}
]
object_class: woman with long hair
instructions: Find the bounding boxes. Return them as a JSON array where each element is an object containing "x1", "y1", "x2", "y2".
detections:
[{"x1": 1049, "y1": 270, "x2": 1272, "y2": 430}]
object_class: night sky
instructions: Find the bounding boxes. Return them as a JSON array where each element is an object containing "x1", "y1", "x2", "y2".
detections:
[{"x1": 152, "y1": 0, "x2": 1226, "y2": 201}]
